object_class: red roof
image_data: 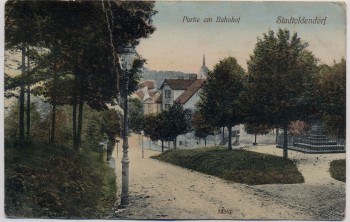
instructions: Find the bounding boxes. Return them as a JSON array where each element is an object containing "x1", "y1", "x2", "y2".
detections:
[
  {"x1": 135, "y1": 91, "x2": 144, "y2": 100},
  {"x1": 160, "y1": 79, "x2": 195, "y2": 90},
  {"x1": 139, "y1": 80, "x2": 155, "y2": 90},
  {"x1": 175, "y1": 79, "x2": 205, "y2": 104}
]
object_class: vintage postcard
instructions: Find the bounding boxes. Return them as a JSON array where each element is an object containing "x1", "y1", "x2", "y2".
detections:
[{"x1": 3, "y1": 0, "x2": 346, "y2": 221}]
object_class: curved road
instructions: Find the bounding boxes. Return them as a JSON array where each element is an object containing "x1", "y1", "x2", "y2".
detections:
[{"x1": 112, "y1": 134, "x2": 345, "y2": 220}]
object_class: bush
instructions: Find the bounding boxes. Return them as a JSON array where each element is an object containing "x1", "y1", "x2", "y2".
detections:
[
  {"x1": 5, "y1": 141, "x2": 116, "y2": 218},
  {"x1": 152, "y1": 146, "x2": 304, "y2": 185},
  {"x1": 330, "y1": 159, "x2": 346, "y2": 182}
]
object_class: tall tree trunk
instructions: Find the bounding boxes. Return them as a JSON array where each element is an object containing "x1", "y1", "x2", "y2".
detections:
[
  {"x1": 72, "y1": 88, "x2": 78, "y2": 150},
  {"x1": 26, "y1": 50, "x2": 30, "y2": 140},
  {"x1": 283, "y1": 123, "x2": 288, "y2": 159},
  {"x1": 228, "y1": 126, "x2": 232, "y2": 150},
  {"x1": 77, "y1": 97, "x2": 84, "y2": 148},
  {"x1": 174, "y1": 137, "x2": 177, "y2": 149},
  {"x1": 19, "y1": 43, "x2": 26, "y2": 142},
  {"x1": 222, "y1": 126, "x2": 225, "y2": 143},
  {"x1": 161, "y1": 140, "x2": 164, "y2": 153},
  {"x1": 50, "y1": 50, "x2": 60, "y2": 144},
  {"x1": 275, "y1": 128, "x2": 279, "y2": 144},
  {"x1": 254, "y1": 133, "x2": 257, "y2": 144},
  {"x1": 50, "y1": 97, "x2": 56, "y2": 143}
]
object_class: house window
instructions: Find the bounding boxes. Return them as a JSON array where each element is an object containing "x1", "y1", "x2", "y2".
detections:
[{"x1": 165, "y1": 90, "x2": 171, "y2": 98}]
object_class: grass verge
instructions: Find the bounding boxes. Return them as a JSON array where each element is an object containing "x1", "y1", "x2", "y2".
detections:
[
  {"x1": 151, "y1": 146, "x2": 304, "y2": 185},
  {"x1": 5, "y1": 139, "x2": 116, "y2": 219},
  {"x1": 330, "y1": 159, "x2": 346, "y2": 182}
]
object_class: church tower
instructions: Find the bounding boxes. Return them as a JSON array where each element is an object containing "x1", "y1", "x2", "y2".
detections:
[{"x1": 198, "y1": 54, "x2": 209, "y2": 79}]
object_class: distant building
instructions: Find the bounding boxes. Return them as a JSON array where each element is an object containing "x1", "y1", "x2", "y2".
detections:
[
  {"x1": 197, "y1": 54, "x2": 209, "y2": 79},
  {"x1": 134, "y1": 90, "x2": 161, "y2": 114},
  {"x1": 157, "y1": 55, "x2": 208, "y2": 111},
  {"x1": 158, "y1": 78, "x2": 205, "y2": 110},
  {"x1": 132, "y1": 80, "x2": 161, "y2": 114},
  {"x1": 139, "y1": 80, "x2": 156, "y2": 90}
]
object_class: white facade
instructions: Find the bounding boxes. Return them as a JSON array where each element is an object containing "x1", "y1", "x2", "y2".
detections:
[
  {"x1": 182, "y1": 88, "x2": 202, "y2": 110},
  {"x1": 161, "y1": 85, "x2": 186, "y2": 110}
]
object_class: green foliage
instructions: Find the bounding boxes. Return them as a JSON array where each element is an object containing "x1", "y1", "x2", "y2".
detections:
[
  {"x1": 82, "y1": 106, "x2": 121, "y2": 150},
  {"x1": 100, "y1": 109, "x2": 122, "y2": 145},
  {"x1": 5, "y1": 102, "x2": 47, "y2": 141},
  {"x1": 143, "y1": 113, "x2": 162, "y2": 142},
  {"x1": 245, "y1": 28, "x2": 319, "y2": 159},
  {"x1": 329, "y1": 159, "x2": 346, "y2": 182},
  {"x1": 143, "y1": 105, "x2": 190, "y2": 151},
  {"x1": 5, "y1": 102, "x2": 121, "y2": 151},
  {"x1": 128, "y1": 98, "x2": 144, "y2": 134},
  {"x1": 244, "y1": 123, "x2": 270, "y2": 144},
  {"x1": 5, "y1": 141, "x2": 116, "y2": 218},
  {"x1": 198, "y1": 56, "x2": 246, "y2": 129},
  {"x1": 318, "y1": 59, "x2": 346, "y2": 138},
  {"x1": 246, "y1": 29, "x2": 319, "y2": 126},
  {"x1": 164, "y1": 105, "x2": 189, "y2": 140},
  {"x1": 244, "y1": 123, "x2": 270, "y2": 135},
  {"x1": 192, "y1": 111, "x2": 217, "y2": 140},
  {"x1": 198, "y1": 56, "x2": 246, "y2": 150},
  {"x1": 5, "y1": 1, "x2": 157, "y2": 146},
  {"x1": 5, "y1": 1, "x2": 156, "y2": 104},
  {"x1": 152, "y1": 147, "x2": 304, "y2": 185},
  {"x1": 144, "y1": 104, "x2": 189, "y2": 142}
]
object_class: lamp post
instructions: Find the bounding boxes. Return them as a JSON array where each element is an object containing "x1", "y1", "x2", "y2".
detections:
[
  {"x1": 117, "y1": 43, "x2": 136, "y2": 207},
  {"x1": 141, "y1": 130, "x2": 144, "y2": 158},
  {"x1": 116, "y1": 139, "x2": 120, "y2": 159}
]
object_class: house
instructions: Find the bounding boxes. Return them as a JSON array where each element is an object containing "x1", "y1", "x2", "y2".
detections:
[
  {"x1": 158, "y1": 78, "x2": 205, "y2": 111},
  {"x1": 157, "y1": 55, "x2": 208, "y2": 111},
  {"x1": 132, "y1": 80, "x2": 161, "y2": 114}
]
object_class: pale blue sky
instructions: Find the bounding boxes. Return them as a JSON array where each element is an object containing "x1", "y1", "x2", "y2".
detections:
[{"x1": 137, "y1": 1, "x2": 346, "y2": 73}]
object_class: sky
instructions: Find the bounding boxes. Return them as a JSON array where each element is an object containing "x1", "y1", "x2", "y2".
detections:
[{"x1": 136, "y1": 1, "x2": 346, "y2": 73}]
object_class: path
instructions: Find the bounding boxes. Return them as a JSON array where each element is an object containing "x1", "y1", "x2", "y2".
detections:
[
  {"x1": 243, "y1": 145, "x2": 346, "y2": 219},
  {"x1": 112, "y1": 135, "x2": 345, "y2": 220}
]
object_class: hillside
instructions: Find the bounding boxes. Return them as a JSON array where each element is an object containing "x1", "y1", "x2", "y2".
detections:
[
  {"x1": 141, "y1": 68, "x2": 196, "y2": 89},
  {"x1": 5, "y1": 141, "x2": 117, "y2": 218}
]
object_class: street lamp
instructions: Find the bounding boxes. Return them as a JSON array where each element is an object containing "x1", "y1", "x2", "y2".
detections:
[
  {"x1": 141, "y1": 130, "x2": 144, "y2": 158},
  {"x1": 117, "y1": 43, "x2": 136, "y2": 207},
  {"x1": 116, "y1": 139, "x2": 120, "y2": 159}
]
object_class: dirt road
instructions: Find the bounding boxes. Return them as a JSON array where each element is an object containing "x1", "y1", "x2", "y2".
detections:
[{"x1": 112, "y1": 135, "x2": 345, "y2": 220}]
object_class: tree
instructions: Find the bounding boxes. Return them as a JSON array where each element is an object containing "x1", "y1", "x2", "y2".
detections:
[
  {"x1": 5, "y1": 1, "x2": 39, "y2": 143},
  {"x1": 83, "y1": 106, "x2": 121, "y2": 150},
  {"x1": 318, "y1": 59, "x2": 346, "y2": 138},
  {"x1": 244, "y1": 123, "x2": 270, "y2": 145},
  {"x1": 143, "y1": 105, "x2": 189, "y2": 152},
  {"x1": 163, "y1": 105, "x2": 189, "y2": 149},
  {"x1": 288, "y1": 120, "x2": 310, "y2": 136},
  {"x1": 5, "y1": 1, "x2": 157, "y2": 150},
  {"x1": 129, "y1": 98, "x2": 144, "y2": 134},
  {"x1": 198, "y1": 57, "x2": 246, "y2": 150},
  {"x1": 143, "y1": 113, "x2": 166, "y2": 152},
  {"x1": 246, "y1": 29, "x2": 318, "y2": 159},
  {"x1": 192, "y1": 111, "x2": 217, "y2": 146}
]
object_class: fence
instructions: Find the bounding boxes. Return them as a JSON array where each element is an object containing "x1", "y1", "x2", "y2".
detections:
[{"x1": 276, "y1": 134, "x2": 345, "y2": 153}]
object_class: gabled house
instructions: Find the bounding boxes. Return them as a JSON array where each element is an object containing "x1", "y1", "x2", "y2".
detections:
[
  {"x1": 134, "y1": 90, "x2": 161, "y2": 114},
  {"x1": 132, "y1": 80, "x2": 161, "y2": 114},
  {"x1": 158, "y1": 78, "x2": 205, "y2": 111},
  {"x1": 174, "y1": 79, "x2": 205, "y2": 109}
]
